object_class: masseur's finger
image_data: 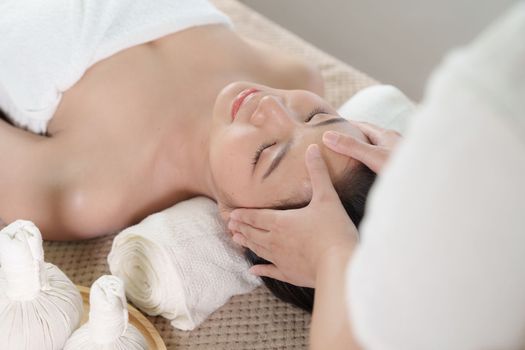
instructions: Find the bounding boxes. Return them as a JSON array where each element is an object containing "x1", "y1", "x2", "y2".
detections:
[
  {"x1": 229, "y1": 220, "x2": 271, "y2": 247},
  {"x1": 232, "y1": 233, "x2": 274, "y2": 262},
  {"x1": 323, "y1": 130, "x2": 373, "y2": 160},
  {"x1": 350, "y1": 120, "x2": 386, "y2": 145},
  {"x1": 230, "y1": 208, "x2": 279, "y2": 230},
  {"x1": 306, "y1": 144, "x2": 339, "y2": 202},
  {"x1": 353, "y1": 120, "x2": 402, "y2": 147},
  {"x1": 249, "y1": 264, "x2": 287, "y2": 281},
  {"x1": 323, "y1": 131, "x2": 383, "y2": 174}
]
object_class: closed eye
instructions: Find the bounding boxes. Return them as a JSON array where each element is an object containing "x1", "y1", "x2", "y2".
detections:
[
  {"x1": 305, "y1": 106, "x2": 327, "y2": 122},
  {"x1": 252, "y1": 141, "x2": 276, "y2": 168}
]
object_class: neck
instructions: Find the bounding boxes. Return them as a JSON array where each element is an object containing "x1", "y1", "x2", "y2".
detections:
[{"x1": 154, "y1": 111, "x2": 217, "y2": 204}]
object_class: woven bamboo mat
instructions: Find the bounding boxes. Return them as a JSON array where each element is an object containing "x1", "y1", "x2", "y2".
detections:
[{"x1": 43, "y1": 1, "x2": 376, "y2": 349}]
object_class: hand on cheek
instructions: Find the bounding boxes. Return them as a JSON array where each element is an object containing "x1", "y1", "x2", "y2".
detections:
[{"x1": 228, "y1": 144, "x2": 359, "y2": 289}]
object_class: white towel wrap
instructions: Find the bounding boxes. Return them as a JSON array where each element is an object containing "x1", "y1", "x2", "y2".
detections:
[{"x1": 0, "y1": 0, "x2": 232, "y2": 134}]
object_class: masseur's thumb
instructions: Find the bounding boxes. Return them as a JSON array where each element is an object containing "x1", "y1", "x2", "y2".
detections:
[{"x1": 306, "y1": 144, "x2": 338, "y2": 203}]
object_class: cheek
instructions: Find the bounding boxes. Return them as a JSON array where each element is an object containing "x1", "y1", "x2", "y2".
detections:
[
  {"x1": 210, "y1": 132, "x2": 253, "y2": 202},
  {"x1": 211, "y1": 143, "x2": 241, "y2": 183}
]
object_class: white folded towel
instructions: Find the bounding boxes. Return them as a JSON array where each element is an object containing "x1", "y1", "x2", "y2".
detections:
[
  {"x1": 337, "y1": 84, "x2": 416, "y2": 134},
  {"x1": 107, "y1": 85, "x2": 415, "y2": 331},
  {"x1": 107, "y1": 197, "x2": 261, "y2": 331}
]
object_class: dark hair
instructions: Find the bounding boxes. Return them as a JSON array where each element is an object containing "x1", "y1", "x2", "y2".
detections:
[{"x1": 244, "y1": 163, "x2": 377, "y2": 313}]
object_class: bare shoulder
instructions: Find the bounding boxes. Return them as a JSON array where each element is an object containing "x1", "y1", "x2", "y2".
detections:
[
  {"x1": 57, "y1": 177, "x2": 126, "y2": 240},
  {"x1": 0, "y1": 120, "x2": 122, "y2": 241},
  {"x1": 47, "y1": 135, "x2": 136, "y2": 240},
  {"x1": 243, "y1": 37, "x2": 325, "y2": 96}
]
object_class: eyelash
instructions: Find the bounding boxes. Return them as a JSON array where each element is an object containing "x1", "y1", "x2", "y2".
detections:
[
  {"x1": 252, "y1": 141, "x2": 276, "y2": 166},
  {"x1": 305, "y1": 106, "x2": 326, "y2": 122},
  {"x1": 251, "y1": 107, "x2": 327, "y2": 166}
]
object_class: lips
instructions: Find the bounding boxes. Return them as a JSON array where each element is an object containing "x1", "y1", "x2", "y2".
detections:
[{"x1": 231, "y1": 88, "x2": 259, "y2": 120}]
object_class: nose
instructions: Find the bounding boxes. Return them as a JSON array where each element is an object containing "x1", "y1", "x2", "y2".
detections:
[{"x1": 250, "y1": 95, "x2": 295, "y2": 130}]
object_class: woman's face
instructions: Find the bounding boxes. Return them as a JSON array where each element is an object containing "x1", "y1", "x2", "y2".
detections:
[{"x1": 209, "y1": 81, "x2": 367, "y2": 213}]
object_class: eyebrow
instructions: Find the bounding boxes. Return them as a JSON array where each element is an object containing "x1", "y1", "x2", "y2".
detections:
[
  {"x1": 262, "y1": 117, "x2": 348, "y2": 180},
  {"x1": 314, "y1": 117, "x2": 348, "y2": 128}
]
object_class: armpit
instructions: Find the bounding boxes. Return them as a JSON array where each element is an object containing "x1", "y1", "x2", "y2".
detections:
[{"x1": 0, "y1": 108, "x2": 13, "y2": 126}]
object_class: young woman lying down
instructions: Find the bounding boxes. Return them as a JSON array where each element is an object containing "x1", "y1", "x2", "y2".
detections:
[{"x1": 0, "y1": 0, "x2": 376, "y2": 312}]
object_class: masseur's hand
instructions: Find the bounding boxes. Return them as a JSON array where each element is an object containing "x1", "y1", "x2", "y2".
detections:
[
  {"x1": 228, "y1": 144, "x2": 358, "y2": 288},
  {"x1": 323, "y1": 121, "x2": 402, "y2": 173}
]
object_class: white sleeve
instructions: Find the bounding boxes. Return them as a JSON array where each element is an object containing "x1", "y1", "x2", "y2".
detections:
[{"x1": 345, "y1": 3, "x2": 525, "y2": 350}]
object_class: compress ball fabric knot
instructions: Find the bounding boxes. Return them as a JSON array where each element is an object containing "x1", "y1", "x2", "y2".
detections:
[
  {"x1": 0, "y1": 219, "x2": 83, "y2": 350},
  {"x1": 64, "y1": 275, "x2": 147, "y2": 350}
]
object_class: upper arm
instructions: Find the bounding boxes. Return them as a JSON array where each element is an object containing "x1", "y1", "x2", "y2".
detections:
[
  {"x1": 0, "y1": 118, "x2": 68, "y2": 239},
  {"x1": 243, "y1": 37, "x2": 325, "y2": 96},
  {"x1": 285, "y1": 56, "x2": 325, "y2": 97}
]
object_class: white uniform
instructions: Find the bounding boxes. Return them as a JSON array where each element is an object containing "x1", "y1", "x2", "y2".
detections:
[
  {"x1": 0, "y1": 0, "x2": 232, "y2": 134},
  {"x1": 347, "y1": 2, "x2": 525, "y2": 349}
]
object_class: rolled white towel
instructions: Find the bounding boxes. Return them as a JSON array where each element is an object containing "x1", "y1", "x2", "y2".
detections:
[{"x1": 107, "y1": 197, "x2": 261, "y2": 331}]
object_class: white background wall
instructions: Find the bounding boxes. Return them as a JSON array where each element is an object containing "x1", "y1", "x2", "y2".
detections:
[{"x1": 241, "y1": 0, "x2": 517, "y2": 101}]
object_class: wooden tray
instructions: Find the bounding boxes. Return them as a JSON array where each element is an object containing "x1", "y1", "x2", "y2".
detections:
[{"x1": 77, "y1": 285, "x2": 167, "y2": 350}]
